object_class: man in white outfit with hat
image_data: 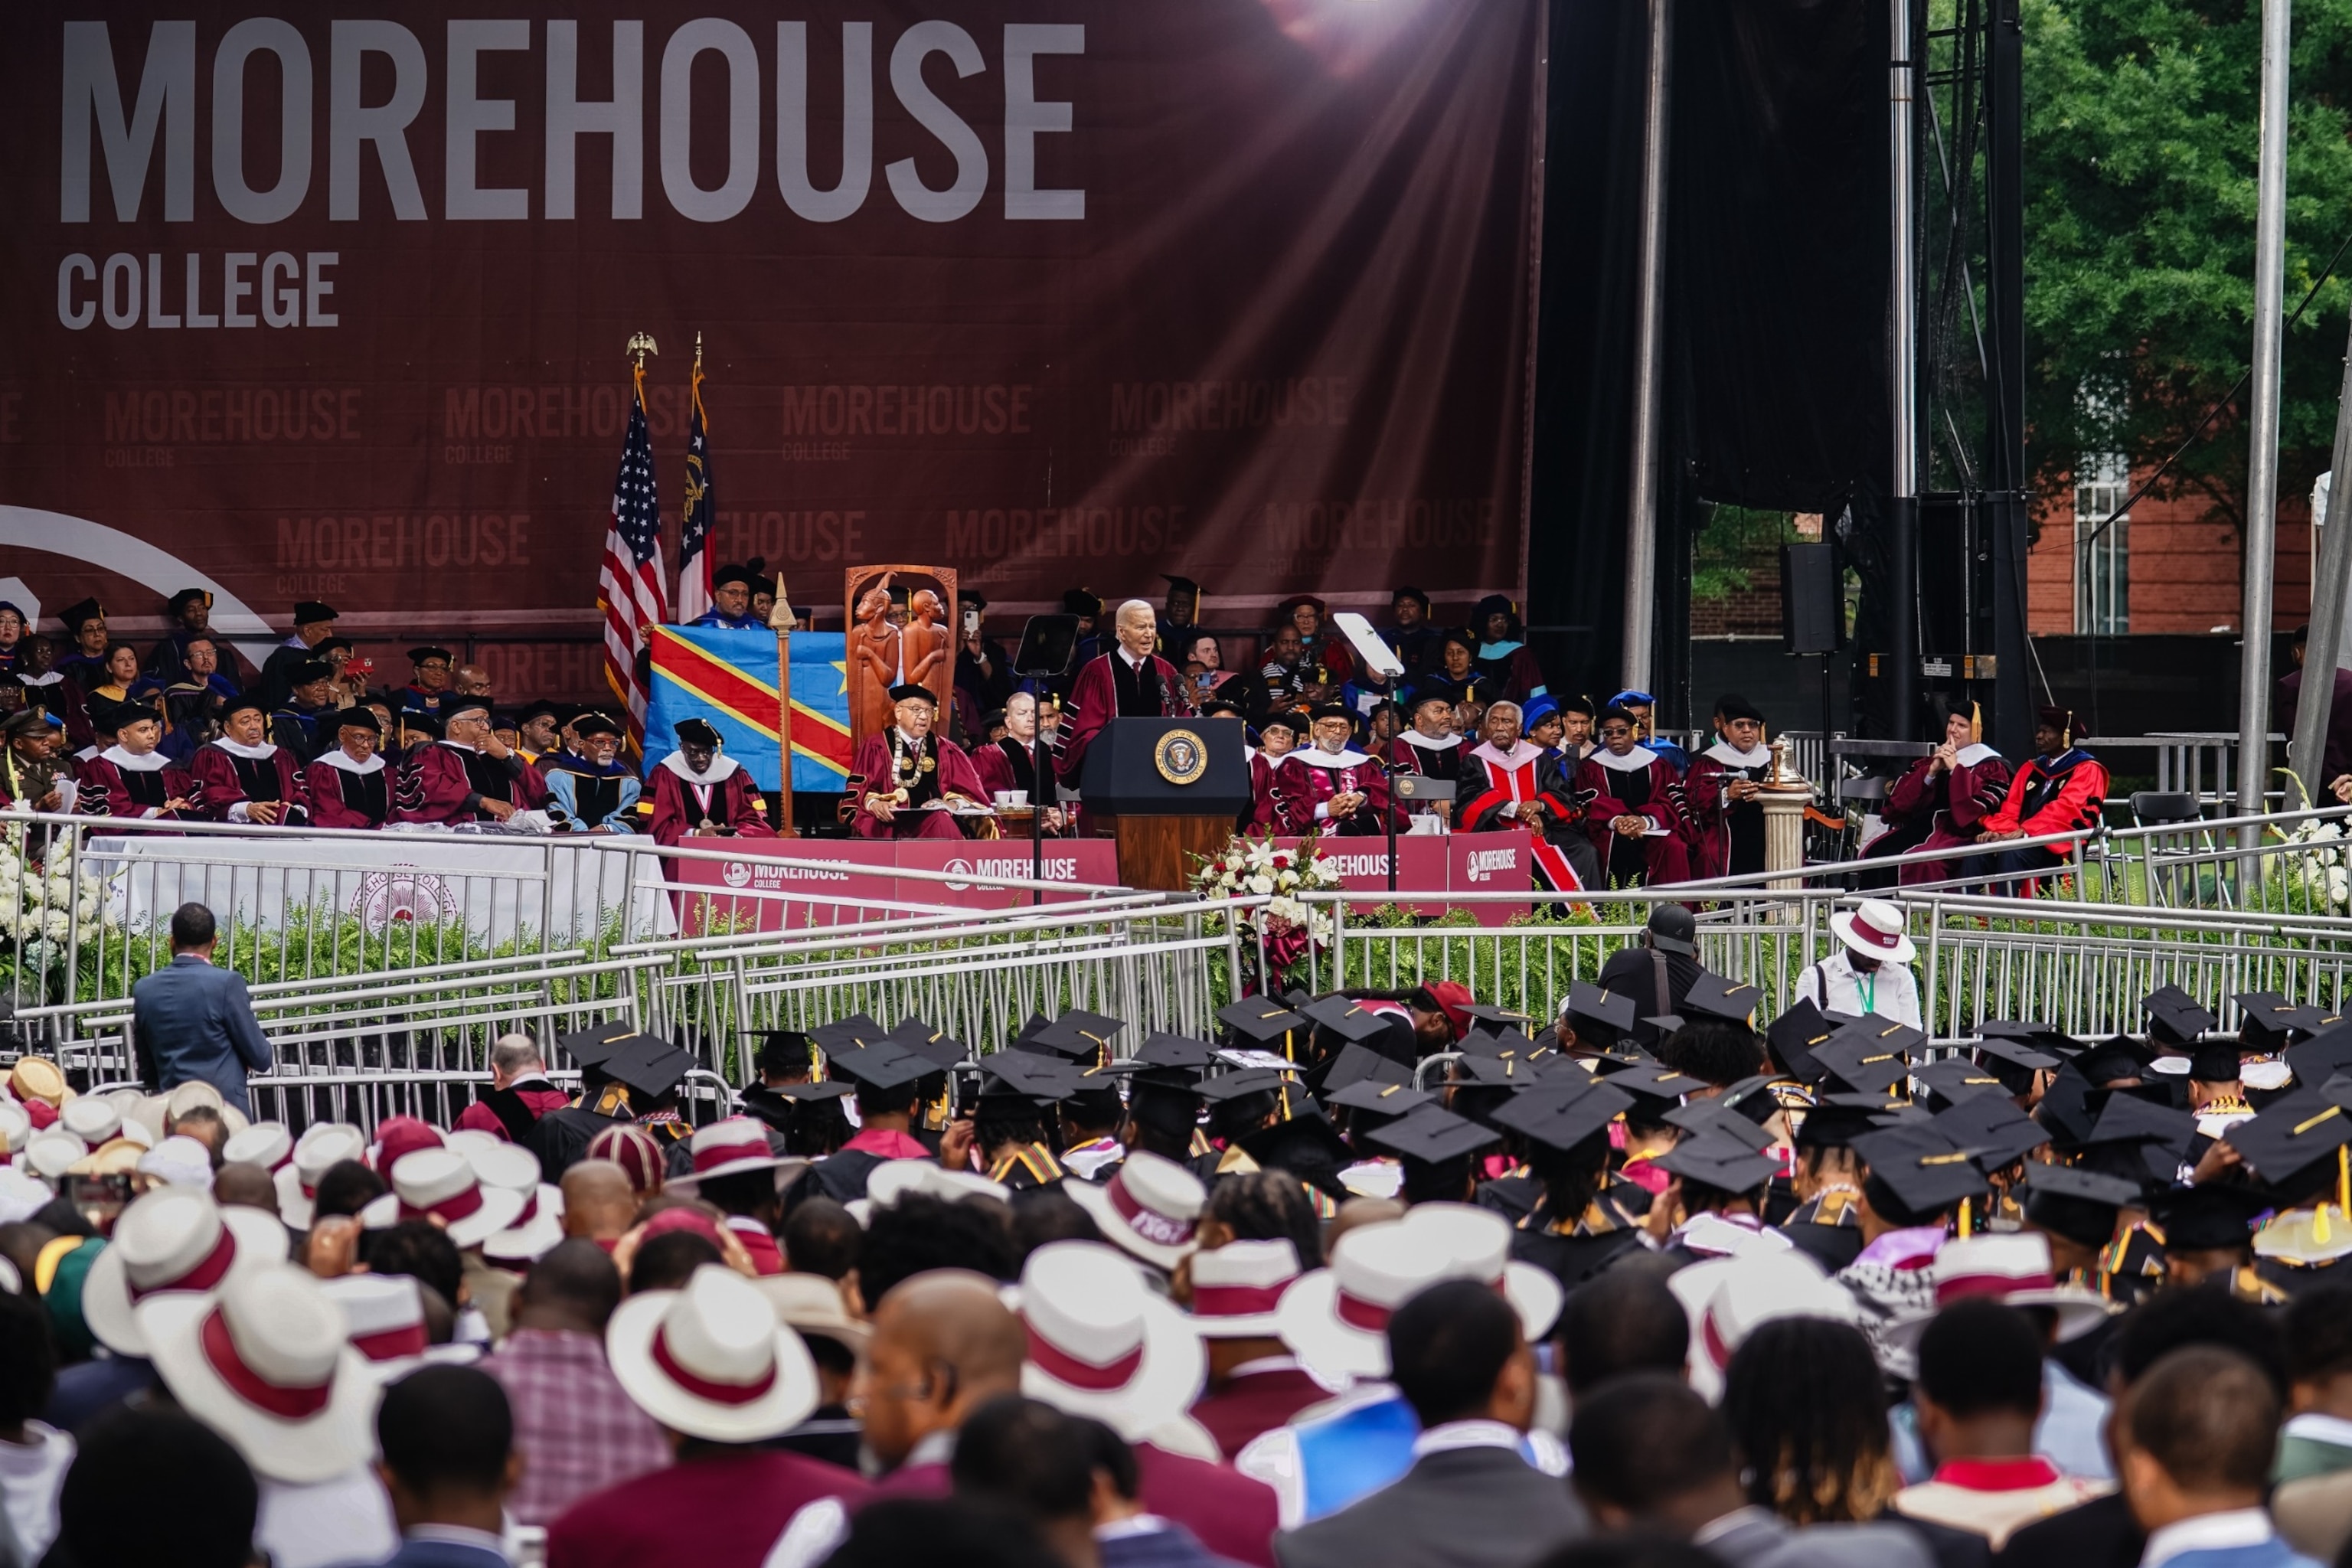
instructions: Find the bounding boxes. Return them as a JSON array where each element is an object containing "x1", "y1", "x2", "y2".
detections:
[{"x1": 1793, "y1": 899, "x2": 1922, "y2": 1028}]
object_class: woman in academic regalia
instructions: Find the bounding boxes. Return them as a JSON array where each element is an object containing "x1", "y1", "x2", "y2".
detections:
[
  {"x1": 1573, "y1": 706, "x2": 1690, "y2": 887},
  {"x1": 305, "y1": 709, "x2": 394, "y2": 830}
]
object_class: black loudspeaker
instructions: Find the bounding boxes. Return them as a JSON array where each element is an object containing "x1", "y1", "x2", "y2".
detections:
[{"x1": 1781, "y1": 544, "x2": 1842, "y2": 655}]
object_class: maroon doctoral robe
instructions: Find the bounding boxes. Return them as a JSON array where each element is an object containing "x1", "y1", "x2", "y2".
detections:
[
  {"x1": 1058, "y1": 649, "x2": 1191, "y2": 786},
  {"x1": 1190, "y1": 1361, "x2": 1331, "y2": 1461},
  {"x1": 848, "y1": 729, "x2": 988, "y2": 839},
  {"x1": 190, "y1": 739, "x2": 310, "y2": 825},
  {"x1": 1250, "y1": 750, "x2": 1312, "y2": 835},
  {"x1": 544, "y1": 1448, "x2": 869, "y2": 1568},
  {"x1": 1388, "y1": 730, "x2": 1467, "y2": 822},
  {"x1": 1682, "y1": 740, "x2": 1776, "y2": 880},
  {"x1": 304, "y1": 750, "x2": 392, "y2": 829},
  {"x1": 1574, "y1": 745, "x2": 1690, "y2": 886},
  {"x1": 1893, "y1": 743, "x2": 2014, "y2": 885},
  {"x1": 972, "y1": 736, "x2": 1067, "y2": 835},
  {"x1": 391, "y1": 740, "x2": 550, "y2": 826},
  {"x1": 646, "y1": 754, "x2": 775, "y2": 847},
  {"x1": 74, "y1": 747, "x2": 203, "y2": 820},
  {"x1": 1290, "y1": 743, "x2": 1390, "y2": 838},
  {"x1": 1460, "y1": 740, "x2": 1588, "y2": 891}
]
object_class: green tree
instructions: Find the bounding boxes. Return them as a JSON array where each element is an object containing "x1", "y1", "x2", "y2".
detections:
[{"x1": 2022, "y1": 0, "x2": 2352, "y2": 542}]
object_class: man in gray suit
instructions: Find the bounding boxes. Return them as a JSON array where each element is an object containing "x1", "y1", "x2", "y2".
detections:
[
  {"x1": 1272, "y1": 1279, "x2": 1586, "y2": 1568},
  {"x1": 1570, "y1": 1374, "x2": 1934, "y2": 1568},
  {"x1": 131, "y1": 903, "x2": 274, "y2": 1116}
]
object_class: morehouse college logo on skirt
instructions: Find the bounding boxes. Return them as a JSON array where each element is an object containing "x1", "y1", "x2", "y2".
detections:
[{"x1": 350, "y1": 869, "x2": 459, "y2": 933}]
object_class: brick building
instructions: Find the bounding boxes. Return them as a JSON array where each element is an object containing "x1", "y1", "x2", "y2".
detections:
[{"x1": 2026, "y1": 461, "x2": 2313, "y2": 635}]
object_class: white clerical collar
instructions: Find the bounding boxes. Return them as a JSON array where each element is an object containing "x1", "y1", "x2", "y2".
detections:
[
  {"x1": 1701, "y1": 740, "x2": 1772, "y2": 767},
  {"x1": 1292, "y1": 745, "x2": 1374, "y2": 769},
  {"x1": 658, "y1": 751, "x2": 740, "y2": 785},
  {"x1": 1398, "y1": 729, "x2": 1461, "y2": 752},
  {"x1": 1470, "y1": 740, "x2": 1543, "y2": 770},
  {"x1": 1410, "y1": 1419, "x2": 1523, "y2": 1458},
  {"x1": 2141, "y1": 1508, "x2": 2275, "y2": 1568},
  {"x1": 318, "y1": 749, "x2": 385, "y2": 776},
  {"x1": 212, "y1": 737, "x2": 279, "y2": 761},
  {"x1": 1955, "y1": 743, "x2": 2000, "y2": 766},
  {"x1": 1589, "y1": 745, "x2": 1659, "y2": 772},
  {"x1": 100, "y1": 746, "x2": 170, "y2": 773}
]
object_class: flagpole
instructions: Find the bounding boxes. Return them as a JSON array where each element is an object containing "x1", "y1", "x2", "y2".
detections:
[{"x1": 770, "y1": 580, "x2": 799, "y2": 838}]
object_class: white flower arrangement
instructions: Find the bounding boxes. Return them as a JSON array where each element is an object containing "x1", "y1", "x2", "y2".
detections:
[
  {"x1": 1192, "y1": 828, "x2": 1342, "y2": 967},
  {"x1": 2277, "y1": 812, "x2": 2351, "y2": 911},
  {"x1": 0, "y1": 828, "x2": 114, "y2": 960}
]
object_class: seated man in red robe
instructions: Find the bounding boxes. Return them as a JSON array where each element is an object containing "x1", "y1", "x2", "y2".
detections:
[
  {"x1": 1975, "y1": 705, "x2": 2107, "y2": 893},
  {"x1": 1250, "y1": 714, "x2": 1312, "y2": 835},
  {"x1": 1291, "y1": 704, "x2": 1389, "y2": 838},
  {"x1": 850, "y1": 684, "x2": 989, "y2": 840},
  {"x1": 391, "y1": 691, "x2": 550, "y2": 827},
  {"x1": 1573, "y1": 704, "x2": 1690, "y2": 887},
  {"x1": 190, "y1": 691, "x2": 309, "y2": 826},
  {"x1": 971, "y1": 691, "x2": 1067, "y2": 835},
  {"x1": 74, "y1": 698, "x2": 203, "y2": 820},
  {"x1": 647, "y1": 717, "x2": 777, "y2": 845},
  {"x1": 1891, "y1": 701, "x2": 2012, "y2": 887},
  {"x1": 305, "y1": 708, "x2": 394, "y2": 830},
  {"x1": 1459, "y1": 699, "x2": 1598, "y2": 892}
]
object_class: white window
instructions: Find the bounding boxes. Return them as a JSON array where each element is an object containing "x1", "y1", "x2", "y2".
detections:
[{"x1": 2075, "y1": 450, "x2": 2129, "y2": 635}]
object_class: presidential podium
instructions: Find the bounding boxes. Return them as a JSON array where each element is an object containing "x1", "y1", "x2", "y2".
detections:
[{"x1": 1080, "y1": 717, "x2": 1251, "y2": 890}]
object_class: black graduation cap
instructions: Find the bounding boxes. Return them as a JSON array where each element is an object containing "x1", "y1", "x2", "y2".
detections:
[
  {"x1": 1654, "y1": 1133, "x2": 1783, "y2": 1194},
  {"x1": 1764, "y1": 1000, "x2": 1838, "y2": 1084},
  {"x1": 2142, "y1": 985, "x2": 2217, "y2": 1047},
  {"x1": 2233, "y1": 991, "x2": 2310, "y2": 1056},
  {"x1": 605, "y1": 1036, "x2": 696, "y2": 1099},
  {"x1": 1609, "y1": 1064, "x2": 1707, "y2": 1107},
  {"x1": 2148, "y1": 1184, "x2": 2272, "y2": 1253},
  {"x1": 1455, "y1": 1053, "x2": 1539, "y2": 1087},
  {"x1": 1197, "y1": 1068, "x2": 1292, "y2": 1106},
  {"x1": 1971, "y1": 1035, "x2": 2063, "y2": 1073},
  {"x1": 1664, "y1": 1099, "x2": 1775, "y2": 1152},
  {"x1": 1813, "y1": 1024, "x2": 1919, "y2": 1095},
  {"x1": 1300, "y1": 995, "x2": 1394, "y2": 1044},
  {"x1": 1458, "y1": 1027, "x2": 1539, "y2": 1061},
  {"x1": 1465, "y1": 1003, "x2": 1529, "y2": 1031},
  {"x1": 1978, "y1": 1019, "x2": 2082, "y2": 1057},
  {"x1": 2076, "y1": 1034, "x2": 2159, "y2": 1086},
  {"x1": 1031, "y1": 1010, "x2": 1125, "y2": 1061},
  {"x1": 1560, "y1": 983, "x2": 1636, "y2": 1046},
  {"x1": 2084, "y1": 1092, "x2": 2197, "y2": 1156},
  {"x1": 1850, "y1": 1124, "x2": 1987, "y2": 1214},
  {"x1": 2220, "y1": 1089, "x2": 2352, "y2": 1199},
  {"x1": 1324, "y1": 1080, "x2": 1436, "y2": 1121},
  {"x1": 2035, "y1": 1063, "x2": 2100, "y2": 1145},
  {"x1": 557, "y1": 1021, "x2": 643, "y2": 1071},
  {"x1": 2189, "y1": 1040, "x2": 2252, "y2": 1084},
  {"x1": 1913, "y1": 1057, "x2": 2013, "y2": 1109},
  {"x1": 2287, "y1": 1024, "x2": 2352, "y2": 1092},
  {"x1": 1713, "y1": 1074, "x2": 1795, "y2": 1127},
  {"x1": 1239, "y1": 1112, "x2": 1356, "y2": 1187},
  {"x1": 1793, "y1": 1099, "x2": 1883, "y2": 1150},
  {"x1": 1488, "y1": 1080, "x2": 1633, "y2": 1153},
  {"x1": 1363, "y1": 1104, "x2": 1500, "y2": 1167},
  {"x1": 1931, "y1": 1096, "x2": 2050, "y2": 1168},
  {"x1": 978, "y1": 1051, "x2": 1079, "y2": 1106},
  {"x1": 1320, "y1": 1042, "x2": 1411, "y2": 1096},
  {"x1": 1133, "y1": 1033, "x2": 1222, "y2": 1074},
  {"x1": 1217, "y1": 998, "x2": 1306, "y2": 1047},
  {"x1": 823, "y1": 1043, "x2": 933, "y2": 1093},
  {"x1": 756, "y1": 1031, "x2": 814, "y2": 1079},
  {"x1": 1682, "y1": 972, "x2": 1766, "y2": 1027},
  {"x1": 1126, "y1": 1071, "x2": 1205, "y2": 1138},
  {"x1": 769, "y1": 1079, "x2": 855, "y2": 1105},
  {"x1": 887, "y1": 1018, "x2": 970, "y2": 1072},
  {"x1": 2020, "y1": 1163, "x2": 2145, "y2": 1246},
  {"x1": 812, "y1": 1014, "x2": 888, "y2": 1050}
]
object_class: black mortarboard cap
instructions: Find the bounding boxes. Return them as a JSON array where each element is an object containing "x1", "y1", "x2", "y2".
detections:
[
  {"x1": 1465, "y1": 1003, "x2": 1530, "y2": 1031},
  {"x1": 1978, "y1": 1019, "x2": 2082, "y2": 1057},
  {"x1": 1681, "y1": 972, "x2": 1766, "y2": 1027},
  {"x1": 812, "y1": 1014, "x2": 888, "y2": 1050},
  {"x1": 1609, "y1": 1064, "x2": 1707, "y2": 1106},
  {"x1": 884, "y1": 1018, "x2": 969, "y2": 1073},
  {"x1": 2221, "y1": 1089, "x2": 2352, "y2": 1199},
  {"x1": 2233, "y1": 991, "x2": 2309, "y2": 1056},
  {"x1": 1932, "y1": 1096, "x2": 2050, "y2": 1168},
  {"x1": 2142, "y1": 985, "x2": 2216, "y2": 1047},
  {"x1": 1324, "y1": 1080, "x2": 1436, "y2": 1120},
  {"x1": 1133, "y1": 1034, "x2": 1221, "y2": 1073},
  {"x1": 1561, "y1": 983, "x2": 1636, "y2": 1045},
  {"x1": 1319, "y1": 1042, "x2": 1411, "y2": 1096},
  {"x1": 1764, "y1": 1000, "x2": 1838, "y2": 1084},
  {"x1": 1814, "y1": 1024, "x2": 1919, "y2": 1095},
  {"x1": 1487, "y1": 1080, "x2": 1634, "y2": 1154},
  {"x1": 1300, "y1": 995, "x2": 1393, "y2": 1044},
  {"x1": 1239, "y1": 1113, "x2": 1355, "y2": 1184},
  {"x1": 2036, "y1": 1063, "x2": 2099, "y2": 1144},
  {"x1": 1851, "y1": 1124, "x2": 1987, "y2": 1213},
  {"x1": 824, "y1": 1044, "x2": 932, "y2": 1093},
  {"x1": 2076, "y1": 1034, "x2": 2158, "y2": 1086},
  {"x1": 605, "y1": 1036, "x2": 695, "y2": 1099},
  {"x1": 771, "y1": 1079, "x2": 855, "y2": 1105},
  {"x1": 1031, "y1": 1010, "x2": 1125, "y2": 1061},
  {"x1": 1971, "y1": 1036, "x2": 2063, "y2": 1073},
  {"x1": 2148, "y1": 1184, "x2": 2272, "y2": 1253},
  {"x1": 2020, "y1": 1163, "x2": 2143, "y2": 1247},
  {"x1": 1455, "y1": 1053, "x2": 1538, "y2": 1087},
  {"x1": 1197, "y1": 1068, "x2": 1292, "y2": 1106},
  {"x1": 1126, "y1": 1072, "x2": 1204, "y2": 1138},
  {"x1": 1457, "y1": 1027, "x2": 1539, "y2": 1061},
  {"x1": 2084, "y1": 1092, "x2": 2197, "y2": 1155},
  {"x1": 557, "y1": 1021, "x2": 642, "y2": 1070},
  {"x1": 2287, "y1": 1024, "x2": 2352, "y2": 1092},
  {"x1": 2190, "y1": 1040, "x2": 2251, "y2": 1084},
  {"x1": 1664, "y1": 1099, "x2": 1775, "y2": 1152},
  {"x1": 1654, "y1": 1133, "x2": 1783, "y2": 1193},
  {"x1": 1218, "y1": 998, "x2": 1306, "y2": 1047},
  {"x1": 978, "y1": 1051, "x2": 1078, "y2": 1106},
  {"x1": 1713, "y1": 1074, "x2": 1793, "y2": 1127},
  {"x1": 1913, "y1": 1057, "x2": 2012, "y2": 1109},
  {"x1": 1363, "y1": 1104, "x2": 1501, "y2": 1166},
  {"x1": 1794, "y1": 1100, "x2": 1882, "y2": 1150},
  {"x1": 756, "y1": 1031, "x2": 814, "y2": 1077}
]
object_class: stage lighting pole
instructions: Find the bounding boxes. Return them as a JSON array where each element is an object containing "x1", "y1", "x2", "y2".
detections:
[
  {"x1": 1887, "y1": 0, "x2": 1919, "y2": 743},
  {"x1": 2237, "y1": 0, "x2": 2293, "y2": 853},
  {"x1": 1621, "y1": 0, "x2": 1673, "y2": 694}
]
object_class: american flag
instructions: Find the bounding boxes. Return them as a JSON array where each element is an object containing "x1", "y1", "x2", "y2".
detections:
[
  {"x1": 599, "y1": 367, "x2": 668, "y2": 748},
  {"x1": 677, "y1": 359, "x2": 715, "y2": 624}
]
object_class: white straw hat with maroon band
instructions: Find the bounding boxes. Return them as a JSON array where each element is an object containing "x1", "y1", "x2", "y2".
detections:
[
  {"x1": 1008, "y1": 1240, "x2": 1206, "y2": 1439},
  {"x1": 1668, "y1": 1250, "x2": 1857, "y2": 1403},
  {"x1": 222, "y1": 1122, "x2": 293, "y2": 1173},
  {"x1": 138, "y1": 1263, "x2": 377, "y2": 1483},
  {"x1": 1400, "y1": 1203, "x2": 1565, "y2": 1343},
  {"x1": 664, "y1": 1117, "x2": 812, "y2": 1195},
  {"x1": 81, "y1": 1188, "x2": 290, "y2": 1357},
  {"x1": 358, "y1": 1148, "x2": 528, "y2": 1249},
  {"x1": 318, "y1": 1273, "x2": 433, "y2": 1364},
  {"x1": 1187, "y1": 1239, "x2": 1302, "y2": 1338},
  {"x1": 606, "y1": 1263, "x2": 819, "y2": 1442},
  {"x1": 1829, "y1": 898, "x2": 1917, "y2": 964},
  {"x1": 1067, "y1": 1150, "x2": 1205, "y2": 1271},
  {"x1": 1882, "y1": 1233, "x2": 2115, "y2": 1351},
  {"x1": 274, "y1": 1122, "x2": 365, "y2": 1230},
  {"x1": 466, "y1": 1141, "x2": 568, "y2": 1264}
]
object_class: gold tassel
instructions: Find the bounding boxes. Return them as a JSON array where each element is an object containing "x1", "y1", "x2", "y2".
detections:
[
  {"x1": 1970, "y1": 701, "x2": 1983, "y2": 748},
  {"x1": 1958, "y1": 1197, "x2": 1973, "y2": 1239},
  {"x1": 2340, "y1": 1144, "x2": 2350, "y2": 1219},
  {"x1": 2318, "y1": 1203, "x2": 2333, "y2": 1247}
]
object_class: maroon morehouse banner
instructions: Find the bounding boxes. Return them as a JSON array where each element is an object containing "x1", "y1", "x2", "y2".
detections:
[{"x1": 0, "y1": 1, "x2": 1541, "y2": 700}]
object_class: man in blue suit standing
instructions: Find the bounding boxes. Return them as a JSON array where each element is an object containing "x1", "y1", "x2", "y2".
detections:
[
  {"x1": 129, "y1": 903, "x2": 274, "y2": 1116},
  {"x1": 368, "y1": 1366, "x2": 522, "y2": 1567}
]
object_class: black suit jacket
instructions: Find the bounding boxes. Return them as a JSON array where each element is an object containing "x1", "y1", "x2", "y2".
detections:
[{"x1": 1272, "y1": 1445, "x2": 1586, "y2": 1568}]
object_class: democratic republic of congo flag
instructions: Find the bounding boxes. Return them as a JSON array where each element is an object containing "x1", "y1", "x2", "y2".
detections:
[{"x1": 647, "y1": 626, "x2": 852, "y2": 792}]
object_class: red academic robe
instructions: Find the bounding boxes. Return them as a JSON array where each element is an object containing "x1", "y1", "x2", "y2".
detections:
[
  {"x1": 970, "y1": 735, "x2": 1072, "y2": 836},
  {"x1": 1250, "y1": 750, "x2": 1312, "y2": 835},
  {"x1": 1388, "y1": 730, "x2": 1467, "y2": 821},
  {"x1": 1290, "y1": 745, "x2": 1390, "y2": 838},
  {"x1": 1682, "y1": 741, "x2": 1778, "y2": 881},
  {"x1": 1058, "y1": 651, "x2": 1191, "y2": 786},
  {"x1": 848, "y1": 730, "x2": 989, "y2": 839},
  {"x1": 1977, "y1": 747, "x2": 2109, "y2": 858},
  {"x1": 1574, "y1": 746, "x2": 1690, "y2": 885},
  {"x1": 189, "y1": 740, "x2": 311, "y2": 825},
  {"x1": 73, "y1": 748, "x2": 204, "y2": 820},
  {"x1": 1190, "y1": 1363, "x2": 1330, "y2": 1462},
  {"x1": 544, "y1": 1449, "x2": 869, "y2": 1568},
  {"x1": 454, "y1": 1083, "x2": 571, "y2": 1141},
  {"x1": 1460, "y1": 741, "x2": 1588, "y2": 891},
  {"x1": 647, "y1": 756, "x2": 776, "y2": 848},
  {"x1": 391, "y1": 741, "x2": 550, "y2": 826},
  {"x1": 304, "y1": 752, "x2": 393, "y2": 829},
  {"x1": 1889, "y1": 744, "x2": 2014, "y2": 884}
]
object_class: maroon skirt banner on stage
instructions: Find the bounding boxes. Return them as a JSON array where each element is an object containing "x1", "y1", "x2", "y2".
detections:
[{"x1": 0, "y1": 0, "x2": 1543, "y2": 696}]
